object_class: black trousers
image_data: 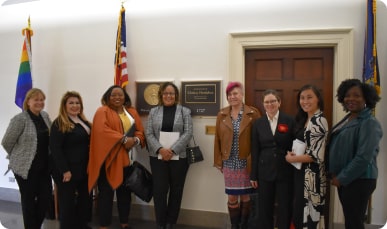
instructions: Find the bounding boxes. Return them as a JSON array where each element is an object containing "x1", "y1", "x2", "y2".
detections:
[
  {"x1": 258, "y1": 178, "x2": 292, "y2": 229},
  {"x1": 337, "y1": 179, "x2": 376, "y2": 229},
  {"x1": 54, "y1": 176, "x2": 92, "y2": 229},
  {"x1": 293, "y1": 168, "x2": 305, "y2": 229},
  {"x1": 150, "y1": 156, "x2": 189, "y2": 226},
  {"x1": 97, "y1": 165, "x2": 132, "y2": 227},
  {"x1": 15, "y1": 168, "x2": 51, "y2": 229}
]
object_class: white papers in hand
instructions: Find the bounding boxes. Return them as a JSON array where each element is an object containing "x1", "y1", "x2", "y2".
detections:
[
  {"x1": 158, "y1": 131, "x2": 179, "y2": 160},
  {"x1": 291, "y1": 139, "x2": 306, "y2": 170}
]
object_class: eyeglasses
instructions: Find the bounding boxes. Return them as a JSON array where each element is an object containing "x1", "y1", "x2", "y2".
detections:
[
  {"x1": 162, "y1": 92, "x2": 176, "y2": 96},
  {"x1": 263, "y1": 100, "x2": 278, "y2": 105}
]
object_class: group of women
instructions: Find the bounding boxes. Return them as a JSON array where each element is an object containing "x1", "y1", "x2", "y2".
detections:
[
  {"x1": 214, "y1": 79, "x2": 382, "y2": 229},
  {"x1": 1, "y1": 78, "x2": 382, "y2": 229},
  {"x1": 1, "y1": 82, "x2": 192, "y2": 229}
]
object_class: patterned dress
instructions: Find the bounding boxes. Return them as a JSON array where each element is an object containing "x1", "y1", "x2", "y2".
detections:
[
  {"x1": 223, "y1": 111, "x2": 253, "y2": 195},
  {"x1": 295, "y1": 110, "x2": 328, "y2": 229}
]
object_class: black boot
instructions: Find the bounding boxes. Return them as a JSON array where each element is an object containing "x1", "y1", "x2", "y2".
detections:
[
  {"x1": 240, "y1": 201, "x2": 251, "y2": 229},
  {"x1": 228, "y1": 202, "x2": 240, "y2": 229}
]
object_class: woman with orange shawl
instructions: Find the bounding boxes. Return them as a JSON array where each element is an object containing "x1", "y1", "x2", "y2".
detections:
[{"x1": 87, "y1": 85, "x2": 145, "y2": 229}]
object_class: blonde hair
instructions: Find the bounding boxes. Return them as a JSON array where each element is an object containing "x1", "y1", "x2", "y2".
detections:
[
  {"x1": 23, "y1": 88, "x2": 46, "y2": 111},
  {"x1": 56, "y1": 91, "x2": 89, "y2": 133}
]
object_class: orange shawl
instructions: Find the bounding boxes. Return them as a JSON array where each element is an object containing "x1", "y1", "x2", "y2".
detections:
[{"x1": 87, "y1": 106, "x2": 145, "y2": 192}]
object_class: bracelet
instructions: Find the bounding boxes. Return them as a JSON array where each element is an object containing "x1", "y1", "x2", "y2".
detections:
[
  {"x1": 134, "y1": 137, "x2": 140, "y2": 145},
  {"x1": 122, "y1": 136, "x2": 128, "y2": 144}
]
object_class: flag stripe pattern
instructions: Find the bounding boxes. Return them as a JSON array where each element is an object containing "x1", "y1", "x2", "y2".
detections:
[
  {"x1": 114, "y1": 6, "x2": 128, "y2": 88},
  {"x1": 362, "y1": 0, "x2": 380, "y2": 95},
  {"x1": 15, "y1": 28, "x2": 33, "y2": 109}
]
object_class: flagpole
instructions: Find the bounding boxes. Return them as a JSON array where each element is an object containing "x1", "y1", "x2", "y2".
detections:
[
  {"x1": 368, "y1": 1, "x2": 376, "y2": 223},
  {"x1": 366, "y1": 1, "x2": 376, "y2": 223}
]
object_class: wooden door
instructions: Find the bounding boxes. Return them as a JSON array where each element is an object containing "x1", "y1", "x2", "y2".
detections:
[
  {"x1": 245, "y1": 47, "x2": 334, "y2": 228},
  {"x1": 245, "y1": 47, "x2": 333, "y2": 127}
]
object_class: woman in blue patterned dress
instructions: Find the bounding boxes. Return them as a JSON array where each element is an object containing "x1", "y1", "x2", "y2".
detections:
[
  {"x1": 286, "y1": 84, "x2": 328, "y2": 229},
  {"x1": 214, "y1": 81, "x2": 260, "y2": 229}
]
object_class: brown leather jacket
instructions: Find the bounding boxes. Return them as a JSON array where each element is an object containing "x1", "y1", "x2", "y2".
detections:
[{"x1": 213, "y1": 104, "x2": 261, "y2": 170}]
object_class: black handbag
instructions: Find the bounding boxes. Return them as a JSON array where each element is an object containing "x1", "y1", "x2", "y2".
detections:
[
  {"x1": 123, "y1": 161, "x2": 153, "y2": 202},
  {"x1": 186, "y1": 136, "x2": 204, "y2": 164}
]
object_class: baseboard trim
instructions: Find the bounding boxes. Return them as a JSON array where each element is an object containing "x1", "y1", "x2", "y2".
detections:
[
  {"x1": 1, "y1": 187, "x2": 382, "y2": 228},
  {"x1": 0, "y1": 187, "x2": 228, "y2": 227},
  {"x1": 0, "y1": 187, "x2": 20, "y2": 203}
]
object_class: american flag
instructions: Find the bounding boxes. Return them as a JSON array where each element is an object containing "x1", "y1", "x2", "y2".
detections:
[{"x1": 114, "y1": 6, "x2": 128, "y2": 88}]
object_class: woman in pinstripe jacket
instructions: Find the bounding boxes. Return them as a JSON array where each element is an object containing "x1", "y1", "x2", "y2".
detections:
[{"x1": 146, "y1": 82, "x2": 193, "y2": 229}]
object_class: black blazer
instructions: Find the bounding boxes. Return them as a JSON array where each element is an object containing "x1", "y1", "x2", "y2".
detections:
[
  {"x1": 50, "y1": 118, "x2": 91, "y2": 181},
  {"x1": 250, "y1": 112, "x2": 295, "y2": 182}
]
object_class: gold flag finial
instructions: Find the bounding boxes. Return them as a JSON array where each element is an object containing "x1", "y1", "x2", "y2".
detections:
[{"x1": 22, "y1": 16, "x2": 33, "y2": 36}]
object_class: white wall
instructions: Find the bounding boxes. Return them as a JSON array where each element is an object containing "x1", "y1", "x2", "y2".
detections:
[{"x1": 0, "y1": 0, "x2": 386, "y2": 225}]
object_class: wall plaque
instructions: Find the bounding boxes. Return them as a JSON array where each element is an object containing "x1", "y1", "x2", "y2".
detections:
[
  {"x1": 136, "y1": 81, "x2": 163, "y2": 115},
  {"x1": 181, "y1": 81, "x2": 221, "y2": 116}
]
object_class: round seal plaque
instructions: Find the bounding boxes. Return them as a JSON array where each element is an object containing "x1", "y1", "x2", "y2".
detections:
[{"x1": 144, "y1": 84, "x2": 160, "y2": 105}]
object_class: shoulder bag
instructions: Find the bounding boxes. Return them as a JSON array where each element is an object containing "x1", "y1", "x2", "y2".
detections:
[
  {"x1": 123, "y1": 161, "x2": 153, "y2": 202},
  {"x1": 186, "y1": 136, "x2": 204, "y2": 164}
]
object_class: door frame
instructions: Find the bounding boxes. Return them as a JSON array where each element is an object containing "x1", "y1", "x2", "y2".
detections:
[{"x1": 228, "y1": 28, "x2": 354, "y2": 227}]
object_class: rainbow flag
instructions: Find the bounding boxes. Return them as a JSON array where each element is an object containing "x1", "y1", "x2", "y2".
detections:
[
  {"x1": 114, "y1": 6, "x2": 128, "y2": 88},
  {"x1": 362, "y1": 0, "x2": 380, "y2": 95},
  {"x1": 15, "y1": 21, "x2": 33, "y2": 109}
]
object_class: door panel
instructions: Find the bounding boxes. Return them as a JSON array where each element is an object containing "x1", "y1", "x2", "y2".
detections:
[{"x1": 245, "y1": 47, "x2": 333, "y2": 127}]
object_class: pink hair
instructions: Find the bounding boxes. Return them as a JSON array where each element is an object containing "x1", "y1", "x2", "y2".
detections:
[{"x1": 226, "y1": 81, "x2": 243, "y2": 95}]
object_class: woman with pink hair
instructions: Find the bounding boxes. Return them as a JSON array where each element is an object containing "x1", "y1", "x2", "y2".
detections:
[{"x1": 214, "y1": 81, "x2": 261, "y2": 229}]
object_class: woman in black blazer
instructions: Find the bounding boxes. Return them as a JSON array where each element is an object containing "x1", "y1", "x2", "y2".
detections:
[
  {"x1": 50, "y1": 91, "x2": 92, "y2": 229},
  {"x1": 250, "y1": 89, "x2": 295, "y2": 229}
]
